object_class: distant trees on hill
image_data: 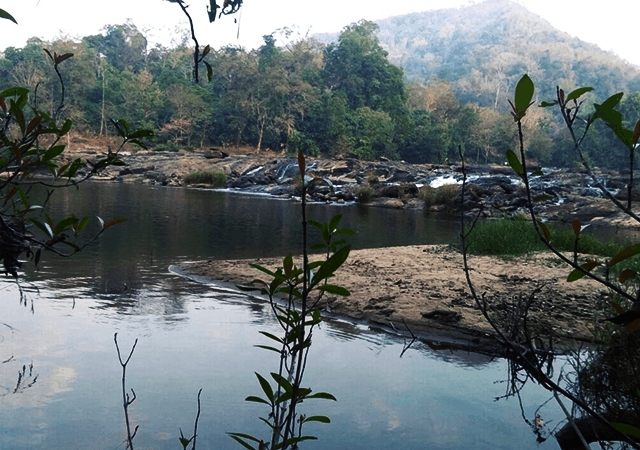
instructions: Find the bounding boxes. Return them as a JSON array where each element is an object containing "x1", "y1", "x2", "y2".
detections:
[{"x1": 2, "y1": 17, "x2": 639, "y2": 169}]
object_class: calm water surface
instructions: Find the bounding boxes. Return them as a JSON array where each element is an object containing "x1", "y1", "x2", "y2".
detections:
[{"x1": 0, "y1": 183, "x2": 564, "y2": 449}]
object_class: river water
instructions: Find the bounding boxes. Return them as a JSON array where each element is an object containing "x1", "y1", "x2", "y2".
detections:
[{"x1": 0, "y1": 182, "x2": 565, "y2": 449}]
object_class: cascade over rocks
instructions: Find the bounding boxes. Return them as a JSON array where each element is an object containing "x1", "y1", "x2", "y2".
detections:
[{"x1": 62, "y1": 141, "x2": 640, "y2": 229}]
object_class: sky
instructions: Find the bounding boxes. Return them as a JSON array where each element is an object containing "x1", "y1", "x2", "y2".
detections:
[{"x1": 1, "y1": 0, "x2": 640, "y2": 66}]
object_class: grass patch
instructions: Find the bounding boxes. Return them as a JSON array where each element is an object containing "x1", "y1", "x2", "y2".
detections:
[
  {"x1": 183, "y1": 170, "x2": 227, "y2": 187},
  {"x1": 464, "y1": 217, "x2": 640, "y2": 274},
  {"x1": 464, "y1": 216, "x2": 544, "y2": 256},
  {"x1": 419, "y1": 184, "x2": 460, "y2": 208}
]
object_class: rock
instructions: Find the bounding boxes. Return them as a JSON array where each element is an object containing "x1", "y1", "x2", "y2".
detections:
[
  {"x1": 204, "y1": 148, "x2": 229, "y2": 159},
  {"x1": 375, "y1": 198, "x2": 405, "y2": 209},
  {"x1": 421, "y1": 310, "x2": 462, "y2": 324}
]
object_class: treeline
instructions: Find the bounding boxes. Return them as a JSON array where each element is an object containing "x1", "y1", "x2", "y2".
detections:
[{"x1": 1, "y1": 20, "x2": 638, "y2": 168}]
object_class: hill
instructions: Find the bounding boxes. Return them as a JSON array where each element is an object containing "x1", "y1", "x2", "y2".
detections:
[{"x1": 318, "y1": 0, "x2": 640, "y2": 109}]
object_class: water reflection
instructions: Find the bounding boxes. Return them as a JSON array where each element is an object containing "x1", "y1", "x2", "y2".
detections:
[{"x1": 2, "y1": 183, "x2": 573, "y2": 450}]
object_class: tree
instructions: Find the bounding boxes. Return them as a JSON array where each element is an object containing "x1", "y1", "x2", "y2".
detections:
[
  {"x1": 462, "y1": 74, "x2": 640, "y2": 449},
  {"x1": 322, "y1": 20, "x2": 412, "y2": 147}
]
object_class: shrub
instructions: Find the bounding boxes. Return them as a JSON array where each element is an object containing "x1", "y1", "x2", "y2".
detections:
[
  {"x1": 419, "y1": 183, "x2": 460, "y2": 208},
  {"x1": 183, "y1": 170, "x2": 227, "y2": 187},
  {"x1": 155, "y1": 142, "x2": 181, "y2": 152},
  {"x1": 435, "y1": 184, "x2": 460, "y2": 206},
  {"x1": 418, "y1": 185, "x2": 436, "y2": 206},
  {"x1": 355, "y1": 185, "x2": 374, "y2": 203}
]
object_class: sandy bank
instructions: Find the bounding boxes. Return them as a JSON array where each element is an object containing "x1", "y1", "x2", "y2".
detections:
[{"x1": 177, "y1": 245, "x2": 606, "y2": 348}]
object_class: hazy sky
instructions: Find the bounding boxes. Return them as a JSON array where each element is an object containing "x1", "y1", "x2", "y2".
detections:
[{"x1": 1, "y1": 0, "x2": 639, "y2": 66}]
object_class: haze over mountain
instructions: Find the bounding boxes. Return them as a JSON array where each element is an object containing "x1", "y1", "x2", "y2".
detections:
[{"x1": 317, "y1": 0, "x2": 640, "y2": 110}]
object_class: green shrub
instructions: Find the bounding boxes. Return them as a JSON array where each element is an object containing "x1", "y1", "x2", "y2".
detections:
[
  {"x1": 183, "y1": 170, "x2": 227, "y2": 187},
  {"x1": 435, "y1": 184, "x2": 460, "y2": 206},
  {"x1": 355, "y1": 185, "x2": 374, "y2": 203},
  {"x1": 155, "y1": 142, "x2": 181, "y2": 152},
  {"x1": 419, "y1": 183, "x2": 460, "y2": 208},
  {"x1": 367, "y1": 173, "x2": 379, "y2": 184},
  {"x1": 418, "y1": 185, "x2": 436, "y2": 206}
]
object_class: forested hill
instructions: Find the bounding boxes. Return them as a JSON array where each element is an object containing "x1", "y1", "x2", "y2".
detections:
[
  {"x1": 319, "y1": 0, "x2": 640, "y2": 110},
  {"x1": 3, "y1": 3, "x2": 640, "y2": 169}
]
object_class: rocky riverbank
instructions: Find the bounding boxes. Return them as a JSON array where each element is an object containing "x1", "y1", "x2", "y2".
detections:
[{"x1": 63, "y1": 138, "x2": 640, "y2": 229}]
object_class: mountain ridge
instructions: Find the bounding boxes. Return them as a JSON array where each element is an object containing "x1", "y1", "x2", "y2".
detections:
[{"x1": 316, "y1": 0, "x2": 640, "y2": 108}]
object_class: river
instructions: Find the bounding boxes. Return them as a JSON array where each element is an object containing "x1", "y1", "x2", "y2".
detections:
[{"x1": 0, "y1": 182, "x2": 566, "y2": 449}]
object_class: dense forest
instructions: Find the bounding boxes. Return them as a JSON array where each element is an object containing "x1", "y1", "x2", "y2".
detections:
[{"x1": 2, "y1": 0, "x2": 640, "y2": 169}]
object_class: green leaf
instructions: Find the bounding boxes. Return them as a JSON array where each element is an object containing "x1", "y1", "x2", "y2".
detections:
[
  {"x1": 307, "y1": 219, "x2": 323, "y2": 230},
  {"x1": 567, "y1": 261, "x2": 600, "y2": 282},
  {"x1": 317, "y1": 284, "x2": 350, "y2": 297},
  {"x1": 328, "y1": 214, "x2": 343, "y2": 232},
  {"x1": 76, "y1": 216, "x2": 90, "y2": 233},
  {"x1": 271, "y1": 372, "x2": 293, "y2": 394},
  {"x1": 514, "y1": 74, "x2": 534, "y2": 118},
  {"x1": 565, "y1": 87, "x2": 594, "y2": 103},
  {"x1": 227, "y1": 433, "x2": 259, "y2": 450},
  {"x1": 306, "y1": 392, "x2": 337, "y2": 401},
  {"x1": 310, "y1": 244, "x2": 350, "y2": 288},
  {"x1": 245, "y1": 395, "x2": 271, "y2": 406},
  {"x1": 42, "y1": 145, "x2": 65, "y2": 162},
  {"x1": 592, "y1": 92, "x2": 624, "y2": 122},
  {"x1": 296, "y1": 387, "x2": 312, "y2": 399},
  {"x1": 204, "y1": 61, "x2": 213, "y2": 83},
  {"x1": 540, "y1": 100, "x2": 558, "y2": 108},
  {"x1": 274, "y1": 437, "x2": 317, "y2": 450},
  {"x1": 63, "y1": 158, "x2": 83, "y2": 178},
  {"x1": 612, "y1": 422, "x2": 640, "y2": 438},
  {"x1": 59, "y1": 119, "x2": 72, "y2": 136},
  {"x1": 128, "y1": 129, "x2": 154, "y2": 139},
  {"x1": 609, "y1": 243, "x2": 640, "y2": 267},
  {"x1": 310, "y1": 243, "x2": 326, "y2": 250},
  {"x1": 255, "y1": 372, "x2": 274, "y2": 404},
  {"x1": 254, "y1": 345, "x2": 281, "y2": 353},
  {"x1": 30, "y1": 219, "x2": 52, "y2": 238},
  {"x1": 259, "y1": 331, "x2": 283, "y2": 344},
  {"x1": 505, "y1": 150, "x2": 523, "y2": 177},
  {"x1": 275, "y1": 390, "x2": 292, "y2": 405},
  {"x1": 53, "y1": 216, "x2": 79, "y2": 236},
  {"x1": 17, "y1": 188, "x2": 28, "y2": 208},
  {"x1": 303, "y1": 415, "x2": 331, "y2": 424},
  {"x1": 0, "y1": 87, "x2": 28, "y2": 98},
  {"x1": 335, "y1": 227, "x2": 356, "y2": 236},
  {"x1": 0, "y1": 8, "x2": 18, "y2": 24},
  {"x1": 307, "y1": 260, "x2": 324, "y2": 270},
  {"x1": 283, "y1": 253, "x2": 293, "y2": 277}
]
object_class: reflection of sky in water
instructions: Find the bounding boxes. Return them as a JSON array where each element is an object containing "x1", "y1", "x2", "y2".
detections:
[
  {"x1": 0, "y1": 276, "x2": 566, "y2": 450},
  {"x1": 0, "y1": 185, "x2": 566, "y2": 449}
]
